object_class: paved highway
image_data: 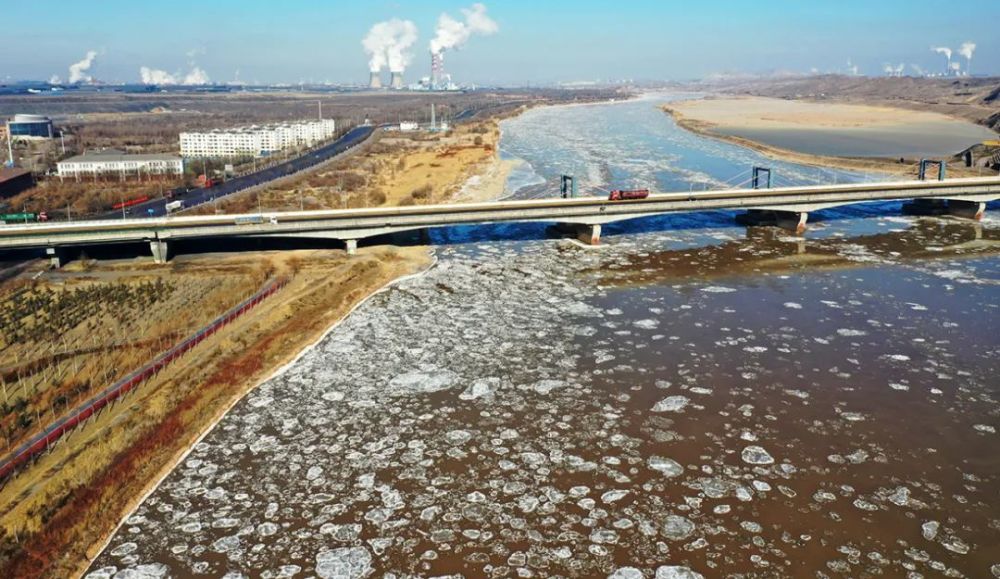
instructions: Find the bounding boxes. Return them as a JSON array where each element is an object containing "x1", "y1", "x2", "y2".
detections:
[{"x1": 96, "y1": 124, "x2": 376, "y2": 220}]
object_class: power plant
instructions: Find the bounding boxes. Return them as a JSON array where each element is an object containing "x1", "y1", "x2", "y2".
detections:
[{"x1": 361, "y1": 3, "x2": 498, "y2": 91}]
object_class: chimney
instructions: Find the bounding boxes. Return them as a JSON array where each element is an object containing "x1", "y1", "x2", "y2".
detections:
[
  {"x1": 390, "y1": 72, "x2": 404, "y2": 89},
  {"x1": 369, "y1": 71, "x2": 383, "y2": 89},
  {"x1": 431, "y1": 52, "x2": 444, "y2": 89}
]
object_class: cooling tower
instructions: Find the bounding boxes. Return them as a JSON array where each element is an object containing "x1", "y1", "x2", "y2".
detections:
[
  {"x1": 369, "y1": 72, "x2": 383, "y2": 89},
  {"x1": 390, "y1": 72, "x2": 404, "y2": 89}
]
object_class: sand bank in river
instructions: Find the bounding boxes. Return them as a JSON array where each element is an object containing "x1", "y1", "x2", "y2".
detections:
[{"x1": 665, "y1": 97, "x2": 995, "y2": 176}]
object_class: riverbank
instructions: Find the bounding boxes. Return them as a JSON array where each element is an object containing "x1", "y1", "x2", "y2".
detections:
[
  {"x1": 663, "y1": 97, "x2": 993, "y2": 178},
  {"x1": 0, "y1": 247, "x2": 431, "y2": 578}
]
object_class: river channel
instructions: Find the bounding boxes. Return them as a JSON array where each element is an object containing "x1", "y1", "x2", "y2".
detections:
[{"x1": 88, "y1": 95, "x2": 1000, "y2": 579}]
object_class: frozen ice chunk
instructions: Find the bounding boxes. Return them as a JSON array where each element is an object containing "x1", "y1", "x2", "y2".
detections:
[
  {"x1": 459, "y1": 377, "x2": 500, "y2": 400},
  {"x1": 660, "y1": 514, "x2": 695, "y2": 540},
  {"x1": 655, "y1": 567, "x2": 705, "y2": 579},
  {"x1": 652, "y1": 396, "x2": 689, "y2": 413},
  {"x1": 700, "y1": 286, "x2": 736, "y2": 293},
  {"x1": 533, "y1": 379, "x2": 566, "y2": 395},
  {"x1": 741, "y1": 446, "x2": 775, "y2": 465},
  {"x1": 389, "y1": 370, "x2": 457, "y2": 394},
  {"x1": 648, "y1": 456, "x2": 684, "y2": 478},
  {"x1": 315, "y1": 546, "x2": 373, "y2": 579},
  {"x1": 601, "y1": 490, "x2": 629, "y2": 503},
  {"x1": 608, "y1": 567, "x2": 644, "y2": 579}
]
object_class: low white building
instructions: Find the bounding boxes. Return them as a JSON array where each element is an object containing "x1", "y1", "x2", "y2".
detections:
[
  {"x1": 57, "y1": 150, "x2": 184, "y2": 180},
  {"x1": 179, "y1": 119, "x2": 337, "y2": 158}
]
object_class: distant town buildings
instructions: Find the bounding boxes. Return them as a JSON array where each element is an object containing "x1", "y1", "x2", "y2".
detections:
[
  {"x1": 57, "y1": 150, "x2": 184, "y2": 180},
  {"x1": 179, "y1": 119, "x2": 337, "y2": 158},
  {"x1": 6, "y1": 114, "x2": 54, "y2": 140}
]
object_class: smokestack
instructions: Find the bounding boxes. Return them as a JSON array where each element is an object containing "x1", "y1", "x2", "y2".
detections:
[
  {"x1": 369, "y1": 71, "x2": 383, "y2": 89},
  {"x1": 431, "y1": 52, "x2": 444, "y2": 88},
  {"x1": 390, "y1": 71, "x2": 404, "y2": 89}
]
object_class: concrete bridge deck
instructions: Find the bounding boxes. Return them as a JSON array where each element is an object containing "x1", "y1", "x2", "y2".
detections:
[{"x1": 1, "y1": 176, "x2": 998, "y2": 264}]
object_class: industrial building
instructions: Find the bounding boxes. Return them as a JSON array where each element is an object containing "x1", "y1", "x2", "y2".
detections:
[
  {"x1": 56, "y1": 150, "x2": 184, "y2": 180},
  {"x1": 6, "y1": 114, "x2": 55, "y2": 139},
  {"x1": 0, "y1": 167, "x2": 34, "y2": 198},
  {"x1": 179, "y1": 119, "x2": 337, "y2": 158}
]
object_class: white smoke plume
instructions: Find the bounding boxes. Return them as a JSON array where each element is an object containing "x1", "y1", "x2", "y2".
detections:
[
  {"x1": 882, "y1": 63, "x2": 906, "y2": 77},
  {"x1": 910, "y1": 64, "x2": 925, "y2": 76},
  {"x1": 139, "y1": 65, "x2": 211, "y2": 85},
  {"x1": 430, "y1": 3, "x2": 498, "y2": 55},
  {"x1": 931, "y1": 46, "x2": 952, "y2": 60},
  {"x1": 958, "y1": 41, "x2": 975, "y2": 60},
  {"x1": 49, "y1": 75, "x2": 62, "y2": 85},
  {"x1": 363, "y1": 19, "x2": 418, "y2": 73},
  {"x1": 68, "y1": 50, "x2": 98, "y2": 83},
  {"x1": 140, "y1": 67, "x2": 177, "y2": 85},
  {"x1": 959, "y1": 41, "x2": 975, "y2": 74},
  {"x1": 183, "y1": 66, "x2": 210, "y2": 85}
]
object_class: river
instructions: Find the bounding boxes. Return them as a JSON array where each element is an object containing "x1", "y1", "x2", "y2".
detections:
[{"x1": 87, "y1": 95, "x2": 1000, "y2": 578}]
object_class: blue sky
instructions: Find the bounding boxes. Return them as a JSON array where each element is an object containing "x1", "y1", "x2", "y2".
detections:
[{"x1": 3, "y1": 1, "x2": 995, "y2": 85}]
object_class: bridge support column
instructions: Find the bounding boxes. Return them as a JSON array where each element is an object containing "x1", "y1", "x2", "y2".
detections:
[
  {"x1": 737, "y1": 210, "x2": 808, "y2": 234},
  {"x1": 45, "y1": 247, "x2": 63, "y2": 269},
  {"x1": 149, "y1": 240, "x2": 170, "y2": 264},
  {"x1": 776, "y1": 211, "x2": 809, "y2": 234},
  {"x1": 344, "y1": 239, "x2": 358, "y2": 255},
  {"x1": 947, "y1": 200, "x2": 986, "y2": 221},
  {"x1": 576, "y1": 224, "x2": 601, "y2": 245}
]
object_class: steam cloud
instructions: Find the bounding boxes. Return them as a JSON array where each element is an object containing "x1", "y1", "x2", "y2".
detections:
[
  {"x1": 139, "y1": 64, "x2": 211, "y2": 85},
  {"x1": 430, "y1": 3, "x2": 498, "y2": 55},
  {"x1": 931, "y1": 46, "x2": 952, "y2": 61},
  {"x1": 958, "y1": 42, "x2": 975, "y2": 60},
  {"x1": 882, "y1": 63, "x2": 905, "y2": 77},
  {"x1": 959, "y1": 41, "x2": 975, "y2": 74},
  {"x1": 68, "y1": 50, "x2": 98, "y2": 83},
  {"x1": 363, "y1": 19, "x2": 418, "y2": 73}
]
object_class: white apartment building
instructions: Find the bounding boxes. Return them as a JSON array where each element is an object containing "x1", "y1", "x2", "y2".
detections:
[
  {"x1": 179, "y1": 119, "x2": 337, "y2": 158},
  {"x1": 57, "y1": 150, "x2": 184, "y2": 180}
]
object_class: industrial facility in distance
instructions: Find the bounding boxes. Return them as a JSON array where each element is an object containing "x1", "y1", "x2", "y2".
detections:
[{"x1": 179, "y1": 119, "x2": 336, "y2": 158}]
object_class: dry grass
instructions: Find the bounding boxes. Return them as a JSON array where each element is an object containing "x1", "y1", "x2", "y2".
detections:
[
  {"x1": 190, "y1": 119, "x2": 504, "y2": 215},
  {"x1": 0, "y1": 247, "x2": 431, "y2": 578}
]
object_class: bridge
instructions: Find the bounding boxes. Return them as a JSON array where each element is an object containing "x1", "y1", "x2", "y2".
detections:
[{"x1": 1, "y1": 176, "x2": 998, "y2": 266}]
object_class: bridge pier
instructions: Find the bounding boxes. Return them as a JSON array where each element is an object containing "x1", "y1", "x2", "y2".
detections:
[
  {"x1": 576, "y1": 224, "x2": 601, "y2": 245},
  {"x1": 45, "y1": 247, "x2": 63, "y2": 269},
  {"x1": 902, "y1": 199, "x2": 987, "y2": 221},
  {"x1": 344, "y1": 239, "x2": 358, "y2": 255},
  {"x1": 947, "y1": 200, "x2": 986, "y2": 221},
  {"x1": 149, "y1": 240, "x2": 170, "y2": 264},
  {"x1": 737, "y1": 210, "x2": 809, "y2": 234}
]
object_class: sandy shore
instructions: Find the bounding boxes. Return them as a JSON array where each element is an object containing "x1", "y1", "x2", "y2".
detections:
[
  {"x1": 671, "y1": 96, "x2": 967, "y2": 130},
  {"x1": 664, "y1": 97, "x2": 989, "y2": 177}
]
